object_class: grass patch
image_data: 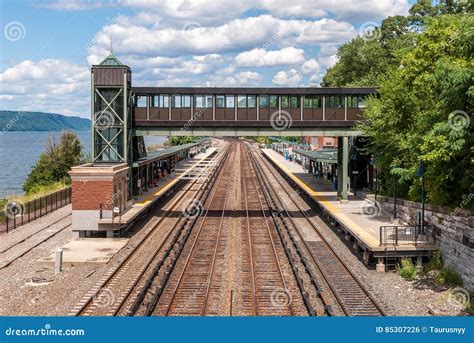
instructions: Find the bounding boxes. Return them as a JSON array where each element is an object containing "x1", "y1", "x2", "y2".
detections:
[
  {"x1": 0, "y1": 181, "x2": 70, "y2": 224},
  {"x1": 437, "y1": 266, "x2": 464, "y2": 287},
  {"x1": 424, "y1": 249, "x2": 443, "y2": 272},
  {"x1": 397, "y1": 258, "x2": 417, "y2": 280}
]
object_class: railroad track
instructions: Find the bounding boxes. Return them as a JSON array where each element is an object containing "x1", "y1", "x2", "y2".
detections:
[
  {"x1": 71, "y1": 144, "x2": 230, "y2": 316},
  {"x1": 0, "y1": 220, "x2": 73, "y2": 270},
  {"x1": 146, "y1": 143, "x2": 237, "y2": 316},
  {"x1": 239, "y1": 142, "x2": 294, "y2": 316},
  {"x1": 144, "y1": 142, "x2": 299, "y2": 316},
  {"x1": 0, "y1": 213, "x2": 72, "y2": 255},
  {"x1": 248, "y1": 144, "x2": 385, "y2": 316}
]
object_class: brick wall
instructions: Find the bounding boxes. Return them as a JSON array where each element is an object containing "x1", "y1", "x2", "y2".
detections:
[{"x1": 71, "y1": 180, "x2": 114, "y2": 210}]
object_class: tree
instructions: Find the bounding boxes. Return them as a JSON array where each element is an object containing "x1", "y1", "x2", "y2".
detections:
[
  {"x1": 322, "y1": 0, "x2": 473, "y2": 208},
  {"x1": 360, "y1": 14, "x2": 473, "y2": 207},
  {"x1": 23, "y1": 130, "x2": 84, "y2": 194},
  {"x1": 167, "y1": 136, "x2": 202, "y2": 146}
]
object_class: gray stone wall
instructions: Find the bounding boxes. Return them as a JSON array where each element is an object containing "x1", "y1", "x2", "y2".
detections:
[{"x1": 375, "y1": 195, "x2": 473, "y2": 290}]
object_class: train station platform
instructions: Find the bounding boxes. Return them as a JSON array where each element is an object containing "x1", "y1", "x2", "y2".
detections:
[
  {"x1": 261, "y1": 148, "x2": 437, "y2": 270},
  {"x1": 97, "y1": 146, "x2": 218, "y2": 232}
]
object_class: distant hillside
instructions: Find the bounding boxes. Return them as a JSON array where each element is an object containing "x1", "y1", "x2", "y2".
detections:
[{"x1": 0, "y1": 110, "x2": 90, "y2": 131}]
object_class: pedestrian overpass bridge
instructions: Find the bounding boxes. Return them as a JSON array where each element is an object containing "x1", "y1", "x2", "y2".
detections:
[
  {"x1": 90, "y1": 53, "x2": 377, "y2": 201},
  {"x1": 131, "y1": 86, "x2": 374, "y2": 137}
]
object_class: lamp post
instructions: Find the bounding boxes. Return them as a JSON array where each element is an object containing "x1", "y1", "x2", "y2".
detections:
[
  {"x1": 392, "y1": 172, "x2": 397, "y2": 219},
  {"x1": 352, "y1": 170, "x2": 359, "y2": 196},
  {"x1": 416, "y1": 160, "x2": 426, "y2": 234}
]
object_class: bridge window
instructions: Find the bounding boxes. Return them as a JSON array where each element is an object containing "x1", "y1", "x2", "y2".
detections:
[
  {"x1": 237, "y1": 95, "x2": 247, "y2": 108},
  {"x1": 172, "y1": 95, "x2": 182, "y2": 108},
  {"x1": 205, "y1": 95, "x2": 213, "y2": 108},
  {"x1": 216, "y1": 95, "x2": 225, "y2": 108},
  {"x1": 182, "y1": 95, "x2": 191, "y2": 107},
  {"x1": 289, "y1": 96, "x2": 299, "y2": 108},
  {"x1": 152, "y1": 95, "x2": 168, "y2": 108},
  {"x1": 281, "y1": 96, "x2": 289, "y2": 108},
  {"x1": 269, "y1": 95, "x2": 278, "y2": 108},
  {"x1": 194, "y1": 95, "x2": 212, "y2": 108},
  {"x1": 194, "y1": 95, "x2": 204, "y2": 108},
  {"x1": 304, "y1": 95, "x2": 321, "y2": 108},
  {"x1": 135, "y1": 96, "x2": 147, "y2": 108},
  {"x1": 226, "y1": 95, "x2": 234, "y2": 108},
  {"x1": 247, "y1": 95, "x2": 256, "y2": 108},
  {"x1": 357, "y1": 96, "x2": 366, "y2": 108},
  {"x1": 259, "y1": 95, "x2": 269, "y2": 108},
  {"x1": 327, "y1": 95, "x2": 344, "y2": 108},
  {"x1": 347, "y1": 96, "x2": 366, "y2": 108}
]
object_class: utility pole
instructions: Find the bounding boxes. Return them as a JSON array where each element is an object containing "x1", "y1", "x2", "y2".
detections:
[
  {"x1": 420, "y1": 160, "x2": 425, "y2": 234},
  {"x1": 393, "y1": 172, "x2": 397, "y2": 219}
]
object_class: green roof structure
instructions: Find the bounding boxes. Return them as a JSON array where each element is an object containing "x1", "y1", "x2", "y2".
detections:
[
  {"x1": 99, "y1": 53, "x2": 123, "y2": 66},
  {"x1": 293, "y1": 149, "x2": 338, "y2": 164}
]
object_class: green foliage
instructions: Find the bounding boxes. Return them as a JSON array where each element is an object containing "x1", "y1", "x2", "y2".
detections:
[
  {"x1": 0, "y1": 110, "x2": 90, "y2": 131},
  {"x1": 397, "y1": 258, "x2": 417, "y2": 280},
  {"x1": 323, "y1": 1, "x2": 473, "y2": 208},
  {"x1": 0, "y1": 198, "x2": 7, "y2": 223},
  {"x1": 424, "y1": 250, "x2": 443, "y2": 272},
  {"x1": 23, "y1": 131, "x2": 83, "y2": 194},
  {"x1": 167, "y1": 136, "x2": 201, "y2": 146},
  {"x1": 437, "y1": 266, "x2": 464, "y2": 286}
]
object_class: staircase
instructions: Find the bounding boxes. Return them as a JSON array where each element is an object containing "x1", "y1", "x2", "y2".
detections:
[{"x1": 385, "y1": 248, "x2": 398, "y2": 271}]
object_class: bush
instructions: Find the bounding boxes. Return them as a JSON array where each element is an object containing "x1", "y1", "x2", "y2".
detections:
[
  {"x1": 437, "y1": 266, "x2": 463, "y2": 286},
  {"x1": 397, "y1": 258, "x2": 417, "y2": 280},
  {"x1": 425, "y1": 250, "x2": 443, "y2": 272},
  {"x1": 23, "y1": 131, "x2": 83, "y2": 194}
]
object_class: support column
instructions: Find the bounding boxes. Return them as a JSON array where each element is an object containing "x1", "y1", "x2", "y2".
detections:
[
  {"x1": 337, "y1": 136, "x2": 349, "y2": 201},
  {"x1": 376, "y1": 257, "x2": 385, "y2": 272},
  {"x1": 342, "y1": 136, "x2": 349, "y2": 200},
  {"x1": 337, "y1": 137, "x2": 343, "y2": 197},
  {"x1": 416, "y1": 256, "x2": 423, "y2": 273}
]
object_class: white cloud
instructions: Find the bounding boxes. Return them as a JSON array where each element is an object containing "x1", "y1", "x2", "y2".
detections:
[
  {"x1": 259, "y1": 0, "x2": 410, "y2": 21},
  {"x1": 301, "y1": 59, "x2": 320, "y2": 74},
  {"x1": 0, "y1": 59, "x2": 89, "y2": 116},
  {"x1": 5, "y1": 0, "x2": 412, "y2": 115},
  {"x1": 87, "y1": 15, "x2": 357, "y2": 62},
  {"x1": 205, "y1": 71, "x2": 262, "y2": 87},
  {"x1": 38, "y1": 0, "x2": 121, "y2": 11},
  {"x1": 235, "y1": 47, "x2": 305, "y2": 67},
  {"x1": 44, "y1": 0, "x2": 411, "y2": 22},
  {"x1": 272, "y1": 69, "x2": 302, "y2": 86}
]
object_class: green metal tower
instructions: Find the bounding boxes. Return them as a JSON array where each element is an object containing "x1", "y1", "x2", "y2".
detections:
[{"x1": 91, "y1": 53, "x2": 132, "y2": 163}]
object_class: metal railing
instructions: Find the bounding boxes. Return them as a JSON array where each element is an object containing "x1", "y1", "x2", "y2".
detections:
[
  {"x1": 379, "y1": 225, "x2": 435, "y2": 246},
  {"x1": 2, "y1": 187, "x2": 72, "y2": 233}
]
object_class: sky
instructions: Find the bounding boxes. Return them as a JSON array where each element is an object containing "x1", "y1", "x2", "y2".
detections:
[{"x1": 0, "y1": 0, "x2": 415, "y2": 118}]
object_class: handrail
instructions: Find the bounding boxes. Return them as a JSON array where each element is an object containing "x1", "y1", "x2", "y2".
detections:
[{"x1": 379, "y1": 224, "x2": 435, "y2": 246}]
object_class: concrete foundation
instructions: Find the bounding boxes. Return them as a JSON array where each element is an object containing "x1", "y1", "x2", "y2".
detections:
[
  {"x1": 36, "y1": 238, "x2": 128, "y2": 268},
  {"x1": 376, "y1": 258, "x2": 385, "y2": 272}
]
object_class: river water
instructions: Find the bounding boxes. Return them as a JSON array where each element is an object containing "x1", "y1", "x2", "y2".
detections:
[{"x1": 0, "y1": 131, "x2": 166, "y2": 197}]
